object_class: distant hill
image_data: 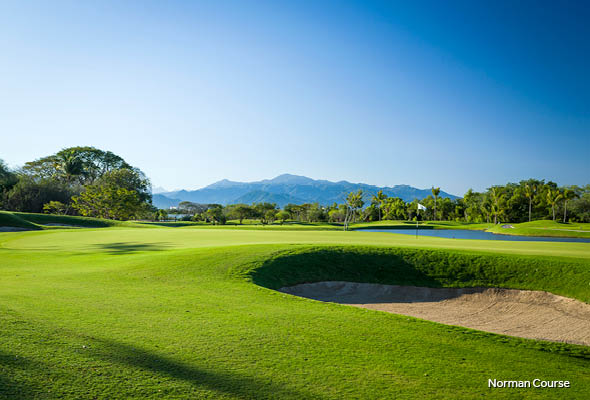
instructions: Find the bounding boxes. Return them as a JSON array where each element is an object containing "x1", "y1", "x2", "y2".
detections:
[{"x1": 152, "y1": 174, "x2": 459, "y2": 208}]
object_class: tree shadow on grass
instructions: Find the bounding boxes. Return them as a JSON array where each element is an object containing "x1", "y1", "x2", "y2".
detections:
[
  {"x1": 0, "y1": 351, "x2": 44, "y2": 400},
  {"x1": 90, "y1": 337, "x2": 317, "y2": 399},
  {"x1": 91, "y1": 242, "x2": 173, "y2": 255},
  {"x1": 248, "y1": 247, "x2": 444, "y2": 290}
]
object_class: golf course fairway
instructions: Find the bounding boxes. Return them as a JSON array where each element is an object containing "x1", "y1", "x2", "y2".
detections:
[{"x1": 1, "y1": 224, "x2": 589, "y2": 399}]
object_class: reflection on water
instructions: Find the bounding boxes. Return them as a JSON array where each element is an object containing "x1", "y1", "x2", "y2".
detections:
[{"x1": 359, "y1": 228, "x2": 590, "y2": 243}]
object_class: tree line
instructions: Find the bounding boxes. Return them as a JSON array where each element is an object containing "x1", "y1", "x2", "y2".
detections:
[
  {"x1": 164, "y1": 180, "x2": 590, "y2": 225},
  {"x1": 1, "y1": 148, "x2": 589, "y2": 224}
]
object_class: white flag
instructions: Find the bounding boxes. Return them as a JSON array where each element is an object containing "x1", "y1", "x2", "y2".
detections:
[{"x1": 417, "y1": 203, "x2": 426, "y2": 211}]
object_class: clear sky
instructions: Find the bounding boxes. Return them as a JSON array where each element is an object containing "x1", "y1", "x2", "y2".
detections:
[{"x1": 1, "y1": 1, "x2": 588, "y2": 195}]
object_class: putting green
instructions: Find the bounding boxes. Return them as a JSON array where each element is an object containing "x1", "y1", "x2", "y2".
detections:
[
  {"x1": 3, "y1": 227, "x2": 590, "y2": 259},
  {"x1": 1, "y1": 226, "x2": 589, "y2": 399}
]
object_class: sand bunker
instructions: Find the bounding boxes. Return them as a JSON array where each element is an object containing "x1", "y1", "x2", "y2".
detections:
[
  {"x1": 280, "y1": 282, "x2": 590, "y2": 346},
  {"x1": 43, "y1": 223, "x2": 83, "y2": 227}
]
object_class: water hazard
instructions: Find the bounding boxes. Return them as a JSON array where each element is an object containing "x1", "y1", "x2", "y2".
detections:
[{"x1": 358, "y1": 228, "x2": 590, "y2": 243}]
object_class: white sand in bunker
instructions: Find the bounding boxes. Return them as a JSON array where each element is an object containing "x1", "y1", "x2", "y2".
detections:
[{"x1": 279, "y1": 281, "x2": 590, "y2": 346}]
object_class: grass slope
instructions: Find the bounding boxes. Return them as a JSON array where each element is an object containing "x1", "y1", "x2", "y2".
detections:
[
  {"x1": 0, "y1": 211, "x2": 131, "y2": 230},
  {"x1": 0, "y1": 212, "x2": 39, "y2": 230},
  {"x1": 1, "y1": 226, "x2": 589, "y2": 398}
]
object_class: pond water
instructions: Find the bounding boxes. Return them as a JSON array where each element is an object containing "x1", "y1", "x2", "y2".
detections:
[{"x1": 358, "y1": 228, "x2": 590, "y2": 243}]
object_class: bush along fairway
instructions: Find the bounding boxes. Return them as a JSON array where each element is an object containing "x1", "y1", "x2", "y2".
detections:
[{"x1": 1, "y1": 224, "x2": 589, "y2": 399}]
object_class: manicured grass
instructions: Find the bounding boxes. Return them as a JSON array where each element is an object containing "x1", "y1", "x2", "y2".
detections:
[{"x1": 1, "y1": 225, "x2": 589, "y2": 399}]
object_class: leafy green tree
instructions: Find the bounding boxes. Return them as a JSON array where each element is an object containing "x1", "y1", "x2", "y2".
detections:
[
  {"x1": 382, "y1": 197, "x2": 407, "y2": 220},
  {"x1": 253, "y1": 202, "x2": 277, "y2": 224},
  {"x1": 405, "y1": 199, "x2": 416, "y2": 221},
  {"x1": 4, "y1": 177, "x2": 75, "y2": 213},
  {"x1": 431, "y1": 187, "x2": 441, "y2": 220},
  {"x1": 265, "y1": 209, "x2": 278, "y2": 224},
  {"x1": 205, "y1": 205, "x2": 226, "y2": 224},
  {"x1": 489, "y1": 186, "x2": 506, "y2": 224},
  {"x1": 71, "y1": 168, "x2": 152, "y2": 220},
  {"x1": 570, "y1": 186, "x2": 590, "y2": 222},
  {"x1": 437, "y1": 197, "x2": 454, "y2": 220},
  {"x1": 23, "y1": 146, "x2": 130, "y2": 185},
  {"x1": 155, "y1": 209, "x2": 168, "y2": 221},
  {"x1": 328, "y1": 207, "x2": 345, "y2": 223},
  {"x1": 284, "y1": 204, "x2": 302, "y2": 221},
  {"x1": 561, "y1": 187, "x2": 579, "y2": 222},
  {"x1": 97, "y1": 168, "x2": 151, "y2": 204},
  {"x1": 463, "y1": 189, "x2": 484, "y2": 222},
  {"x1": 43, "y1": 201, "x2": 69, "y2": 215},
  {"x1": 276, "y1": 210, "x2": 290, "y2": 224},
  {"x1": 72, "y1": 185, "x2": 144, "y2": 220},
  {"x1": 301, "y1": 203, "x2": 326, "y2": 222},
  {"x1": 225, "y1": 204, "x2": 252, "y2": 224},
  {"x1": 0, "y1": 159, "x2": 18, "y2": 209}
]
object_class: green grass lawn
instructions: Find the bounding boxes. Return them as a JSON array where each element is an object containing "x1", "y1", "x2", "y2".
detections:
[{"x1": 1, "y1": 215, "x2": 590, "y2": 398}]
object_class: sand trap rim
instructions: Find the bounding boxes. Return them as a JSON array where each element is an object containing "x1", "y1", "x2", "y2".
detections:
[
  {"x1": 278, "y1": 281, "x2": 590, "y2": 346},
  {"x1": 247, "y1": 245, "x2": 590, "y2": 304}
]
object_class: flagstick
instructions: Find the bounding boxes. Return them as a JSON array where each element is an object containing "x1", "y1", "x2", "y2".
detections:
[{"x1": 416, "y1": 207, "x2": 419, "y2": 238}]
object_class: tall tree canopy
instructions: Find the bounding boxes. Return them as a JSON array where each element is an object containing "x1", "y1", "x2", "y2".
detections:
[{"x1": 22, "y1": 146, "x2": 131, "y2": 185}]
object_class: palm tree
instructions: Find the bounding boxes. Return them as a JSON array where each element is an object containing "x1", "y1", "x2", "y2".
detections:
[
  {"x1": 546, "y1": 189, "x2": 562, "y2": 221},
  {"x1": 344, "y1": 190, "x2": 364, "y2": 230},
  {"x1": 489, "y1": 186, "x2": 505, "y2": 224},
  {"x1": 523, "y1": 183, "x2": 536, "y2": 222},
  {"x1": 56, "y1": 150, "x2": 84, "y2": 183},
  {"x1": 480, "y1": 202, "x2": 492, "y2": 224},
  {"x1": 371, "y1": 190, "x2": 387, "y2": 221},
  {"x1": 562, "y1": 188, "x2": 579, "y2": 223},
  {"x1": 431, "y1": 187, "x2": 440, "y2": 221}
]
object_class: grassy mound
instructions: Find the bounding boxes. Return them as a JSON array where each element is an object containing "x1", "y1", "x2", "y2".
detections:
[
  {"x1": 0, "y1": 211, "x2": 40, "y2": 229},
  {"x1": 248, "y1": 246, "x2": 590, "y2": 303},
  {"x1": 0, "y1": 211, "x2": 130, "y2": 229}
]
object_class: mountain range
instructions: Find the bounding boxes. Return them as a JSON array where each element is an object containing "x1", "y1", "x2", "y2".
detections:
[{"x1": 152, "y1": 174, "x2": 459, "y2": 209}]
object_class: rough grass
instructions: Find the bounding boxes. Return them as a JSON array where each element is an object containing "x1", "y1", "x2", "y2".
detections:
[{"x1": 1, "y1": 226, "x2": 589, "y2": 398}]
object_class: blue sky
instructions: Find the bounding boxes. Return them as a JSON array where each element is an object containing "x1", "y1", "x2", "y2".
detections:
[{"x1": 1, "y1": 0, "x2": 588, "y2": 195}]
